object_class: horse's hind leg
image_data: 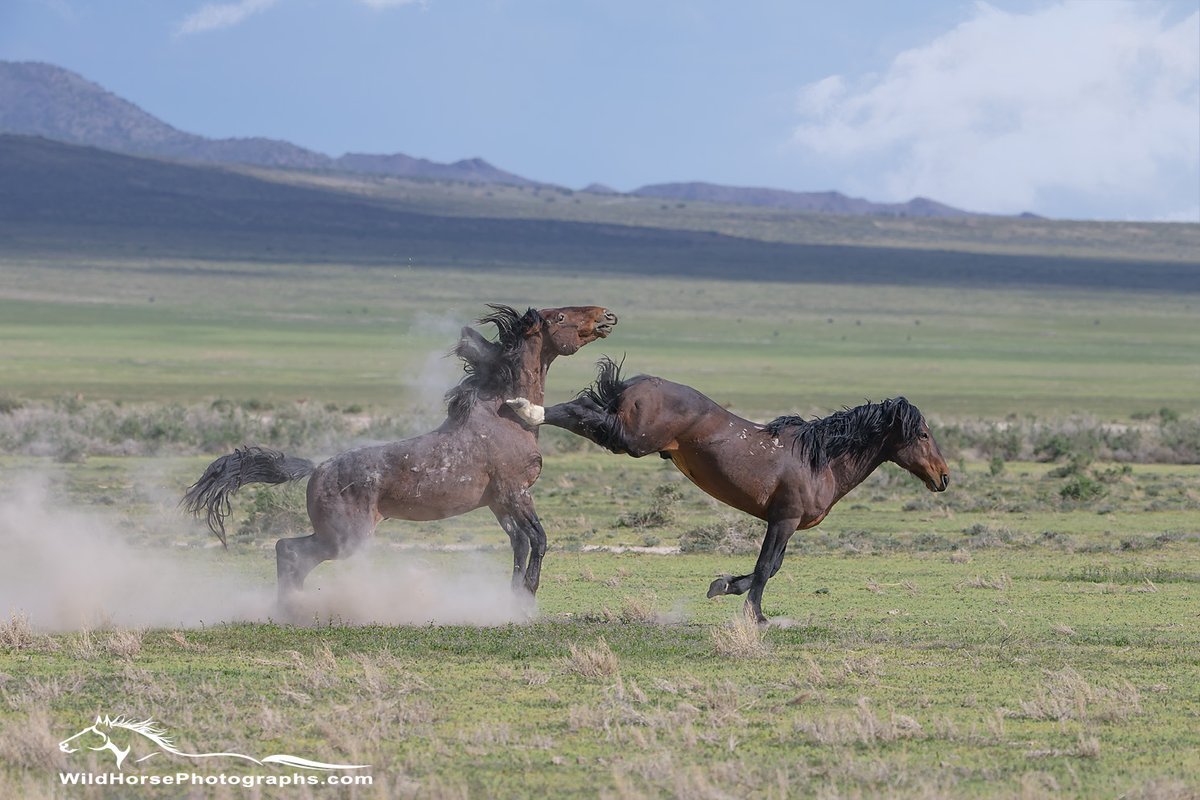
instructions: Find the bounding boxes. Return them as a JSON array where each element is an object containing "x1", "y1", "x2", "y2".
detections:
[
  {"x1": 276, "y1": 511, "x2": 374, "y2": 605},
  {"x1": 707, "y1": 520, "x2": 797, "y2": 623},
  {"x1": 276, "y1": 534, "x2": 338, "y2": 600}
]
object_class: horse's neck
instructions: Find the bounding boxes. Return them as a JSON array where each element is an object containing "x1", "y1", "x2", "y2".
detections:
[
  {"x1": 827, "y1": 446, "x2": 887, "y2": 502},
  {"x1": 514, "y1": 341, "x2": 554, "y2": 404}
]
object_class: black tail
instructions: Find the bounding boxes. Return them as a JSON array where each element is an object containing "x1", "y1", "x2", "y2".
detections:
[
  {"x1": 181, "y1": 446, "x2": 315, "y2": 547},
  {"x1": 580, "y1": 355, "x2": 629, "y2": 412}
]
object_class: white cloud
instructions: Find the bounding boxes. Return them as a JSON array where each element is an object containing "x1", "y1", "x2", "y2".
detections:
[
  {"x1": 176, "y1": 0, "x2": 280, "y2": 36},
  {"x1": 793, "y1": 1, "x2": 1200, "y2": 220}
]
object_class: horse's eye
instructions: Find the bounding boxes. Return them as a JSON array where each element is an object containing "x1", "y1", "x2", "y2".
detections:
[{"x1": 919, "y1": 432, "x2": 929, "y2": 440}]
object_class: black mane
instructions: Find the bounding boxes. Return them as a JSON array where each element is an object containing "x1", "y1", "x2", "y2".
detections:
[
  {"x1": 580, "y1": 355, "x2": 630, "y2": 411},
  {"x1": 764, "y1": 397, "x2": 924, "y2": 469},
  {"x1": 445, "y1": 305, "x2": 542, "y2": 423}
]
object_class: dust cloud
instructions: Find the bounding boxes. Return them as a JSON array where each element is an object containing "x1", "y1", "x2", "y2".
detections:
[{"x1": 0, "y1": 478, "x2": 533, "y2": 631}]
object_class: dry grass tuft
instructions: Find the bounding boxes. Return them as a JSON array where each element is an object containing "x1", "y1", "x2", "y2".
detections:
[
  {"x1": 1025, "y1": 731, "x2": 1103, "y2": 759},
  {"x1": 563, "y1": 637, "x2": 620, "y2": 678},
  {"x1": 711, "y1": 606, "x2": 770, "y2": 659},
  {"x1": 1122, "y1": 779, "x2": 1200, "y2": 800},
  {"x1": 102, "y1": 627, "x2": 145, "y2": 659},
  {"x1": 0, "y1": 706, "x2": 65, "y2": 770},
  {"x1": 618, "y1": 592, "x2": 659, "y2": 623},
  {"x1": 0, "y1": 612, "x2": 38, "y2": 651},
  {"x1": 169, "y1": 630, "x2": 207, "y2": 651},
  {"x1": 65, "y1": 629, "x2": 99, "y2": 660},
  {"x1": 2, "y1": 674, "x2": 85, "y2": 711},
  {"x1": 287, "y1": 643, "x2": 341, "y2": 691},
  {"x1": 842, "y1": 653, "x2": 885, "y2": 683},
  {"x1": 962, "y1": 573, "x2": 1012, "y2": 590},
  {"x1": 1015, "y1": 667, "x2": 1141, "y2": 722},
  {"x1": 794, "y1": 696, "x2": 924, "y2": 746}
]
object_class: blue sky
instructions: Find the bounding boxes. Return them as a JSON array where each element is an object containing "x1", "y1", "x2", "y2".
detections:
[{"x1": 2, "y1": 0, "x2": 1197, "y2": 221}]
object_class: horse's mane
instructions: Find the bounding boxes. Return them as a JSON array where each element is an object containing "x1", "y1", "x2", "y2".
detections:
[
  {"x1": 764, "y1": 397, "x2": 924, "y2": 469},
  {"x1": 580, "y1": 355, "x2": 630, "y2": 411},
  {"x1": 445, "y1": 305, "x2": 543, "y2": 423},
  {"x1": 101, "y1": 715, "x2": 176, "y2": 749}
]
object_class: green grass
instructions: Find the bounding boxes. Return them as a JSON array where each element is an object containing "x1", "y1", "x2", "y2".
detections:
[
  {"x1": 3, "y1": 543, "x2": 1199, "y2": 797},
  {"x1": 2, "y1": 257, "x2": 1198, "y2": 418},
  {"x1": 3, "y1": 455, "x2": 1199, "y2": 798}
]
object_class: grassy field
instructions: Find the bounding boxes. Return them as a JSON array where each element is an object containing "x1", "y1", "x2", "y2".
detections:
[
  {"x1": 1, "y1": 257, "x2": 1198, "y2": 419},
  {"x1": 1, "y1": 453, "x2": 1198, "y2": 798},
  {"x1": 1, "y1": 216, "x2": 1199, "y2": 797}
]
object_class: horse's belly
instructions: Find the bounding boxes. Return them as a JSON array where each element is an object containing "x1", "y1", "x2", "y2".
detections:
[
  {"x1": 667, "y1": 452, "x2": 770, "y2": 520},
  {"x1": 376, "y1": 475, "x2": 489, "y2": 521}
]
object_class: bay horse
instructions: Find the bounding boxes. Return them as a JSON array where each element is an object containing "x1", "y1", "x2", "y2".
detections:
[
  {"x1": 183, "y1": 305, "x2": 617, "y2": 604},
  {"x1": 507, "y1": 358, "x2": 949, "y2": 622}
]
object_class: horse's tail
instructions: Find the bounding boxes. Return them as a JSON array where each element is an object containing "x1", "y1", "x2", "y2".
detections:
[
  {"x1": 581, "y1": 355, "x2": 629, "y2": 412},
  {"x1": 181, "y1": 446, "x2": 315, "y2": 548}
]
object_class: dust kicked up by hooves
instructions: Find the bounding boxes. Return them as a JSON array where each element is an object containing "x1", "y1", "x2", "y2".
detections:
[{"x1": 0, "y1": 478, "x2": 535, "y2": 631}]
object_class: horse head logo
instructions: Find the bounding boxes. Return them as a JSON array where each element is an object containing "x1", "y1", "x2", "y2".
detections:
[
  {"x1": 59, "y1": 715, "x2": 163, "y2": 770},
  {"x1": 59, "y1": 715, "x2": 368, "y2": 771}
]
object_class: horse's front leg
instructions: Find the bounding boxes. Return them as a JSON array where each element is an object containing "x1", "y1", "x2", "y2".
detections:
[
  {"x1": 506, "y1": 396, "x2": 619, "y2": 450},
  {"x1": 491, "y1": 506, "x2": 532, "y2": 592},
  {"x1": 490, "y1": 492, "x2": 547, "y2": 596},
  {"x1": 707, "y1": 518, "x2": 798, "y2": 623},
  {"x1": 519, "y1": 508, "x2": 548, "y2": 595}
]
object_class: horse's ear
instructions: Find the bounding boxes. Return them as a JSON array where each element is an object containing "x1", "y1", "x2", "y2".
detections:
[
  {"x1": 455, "y1": 326, "x2": 499, "y2": 364},
  {"x1": 522, "y1": 308, "x2": 545, "y2": 336}
]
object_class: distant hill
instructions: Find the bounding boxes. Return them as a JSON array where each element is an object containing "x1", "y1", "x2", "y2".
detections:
[
  {"x1": 0, "y1": 60, "x2": 536, "y2": 186},
  {"x1": 2, "y1": 134, "x2": 1197, "y2": 294},
  {"x1": 336, "y1": 152, "x2": 538, "y2": 186},
  {"x1": 2, "y1": 60, "x2": 995, "y2": 216},
  {"x1": 632, "y1": 182, "x2": 975, "y2": 217}
]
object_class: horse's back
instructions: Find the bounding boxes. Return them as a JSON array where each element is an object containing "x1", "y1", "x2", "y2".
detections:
[{"x1": 307, "y1": 431, "x2": 494, "y2": 524}]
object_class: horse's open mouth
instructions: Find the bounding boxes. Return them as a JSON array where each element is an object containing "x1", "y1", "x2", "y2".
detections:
[{"x1": 594, "y1": 311, "x2": 618, "y2": 338}]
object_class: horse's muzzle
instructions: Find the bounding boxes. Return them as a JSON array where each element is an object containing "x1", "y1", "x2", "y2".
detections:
[{"x1": 596, "y1": 310, "x2": 618, "y2": 337}]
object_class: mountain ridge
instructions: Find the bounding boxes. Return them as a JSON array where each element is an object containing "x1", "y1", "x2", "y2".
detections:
[
  {"x1": 0, "y1": 60, "x2": 984, "y2": 217},
  {"x1": 630, "y1": 182, "x2": 976, "y2": 218},
  {"x1": 0, "y1": 60, "x2": 531, "y2": 185}
]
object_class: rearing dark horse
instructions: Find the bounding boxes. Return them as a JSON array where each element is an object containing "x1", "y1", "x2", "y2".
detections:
[
  {"x1": 507, "y1": 358, "x2": 949, "y2": 622},
  {"x1": 184, "y1": 305, "x2": 617, "y2": 602}
]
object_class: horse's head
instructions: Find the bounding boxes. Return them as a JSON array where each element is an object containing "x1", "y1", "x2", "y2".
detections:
[
  {"x1": 59, "y1": 717, "x2": 130, "y2": 768},
  {"x1": 883, "y1": 398, "x2": 950, "y2": 493},
  {"x1": 536, "y1": 306, "x2": 618, "y2": 356}
]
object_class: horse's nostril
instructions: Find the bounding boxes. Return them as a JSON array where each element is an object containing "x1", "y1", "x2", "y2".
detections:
[{"x1": 941, "y1": 474, "x2": 950, "y2": 490}]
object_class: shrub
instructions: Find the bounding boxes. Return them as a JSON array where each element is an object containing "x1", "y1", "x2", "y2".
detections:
[
  {"x1": 235, "y1": 484, "x2": 310, "y2": 542},
  {"x1": 616, "y1": 484, "x2": 682, "y2": 529},
  {"x1": 679, "y1": 516, "x2": 761, "y2": 554},
  {"x1": 1059, "y1": 474, "x2": 1106, "y2": 503}
]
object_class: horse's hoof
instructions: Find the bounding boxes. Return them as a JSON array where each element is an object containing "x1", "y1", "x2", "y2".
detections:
[
  {"x1": 505, "y1": 398, "x2": 545, "y2": 425},
  {"x1": 707, "y1": 575, "x2": 733, "y2": 598}
]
